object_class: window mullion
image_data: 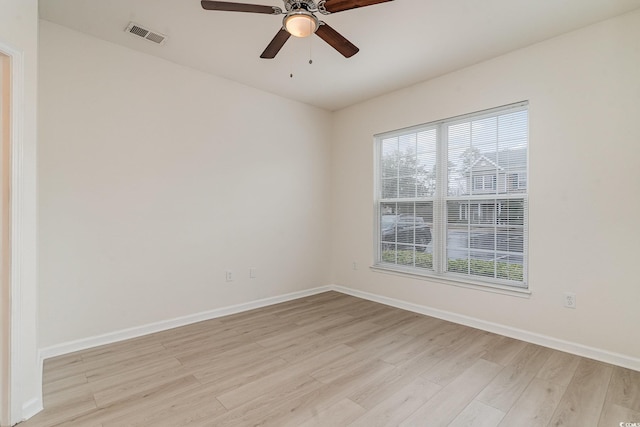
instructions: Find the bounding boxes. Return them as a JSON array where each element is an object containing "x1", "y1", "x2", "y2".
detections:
[{"x1": 435, "y1": 123, "x2": 448, "y2": 274}]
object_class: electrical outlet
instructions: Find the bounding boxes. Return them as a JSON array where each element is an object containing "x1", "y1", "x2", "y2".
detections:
[
  {"x1": 563, "y1": 292, "x2": 576, "y2": 309},
  {"x1": 225, "y1": 271, "x2": 233, "y2": 282},
  {"x1": 352, "y1": 262, "x2": 358, "y2": 271},
  {"x1": 249, "y1": 268, "x2": 257, "y2": 279}
]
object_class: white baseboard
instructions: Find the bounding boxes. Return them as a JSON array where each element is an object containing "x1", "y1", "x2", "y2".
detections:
[
  {"x1": 39, "y1": 286, "x2": 331, "y2": 361},
  {"x1": 330, "y1": 284, "x2": 640, "y2": 372},
  {"x1": 21, "y1": 397, "x2": 42, "y2": 422}
]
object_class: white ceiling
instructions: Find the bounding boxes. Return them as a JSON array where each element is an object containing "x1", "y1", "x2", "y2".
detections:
[{"x1": 39, "y1": 0, "x2": 640, "y2": 111}]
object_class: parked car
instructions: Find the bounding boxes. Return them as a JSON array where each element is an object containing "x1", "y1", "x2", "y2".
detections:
[{"x1": 381, "y1": 214, "x2": 432, "y2": 248}]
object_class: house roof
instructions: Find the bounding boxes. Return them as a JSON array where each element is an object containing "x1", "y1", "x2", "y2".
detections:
[{"x1": 467, "y1": 148, "x2": 527, "y2": 172}]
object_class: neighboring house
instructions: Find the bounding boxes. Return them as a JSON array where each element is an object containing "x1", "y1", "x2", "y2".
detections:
[
  {"x1": 465, "y1": 148, "x2": 527, "y2": 195},
  {"x1": 451, "y1": 148, "x2": 527, "y2": 225}
]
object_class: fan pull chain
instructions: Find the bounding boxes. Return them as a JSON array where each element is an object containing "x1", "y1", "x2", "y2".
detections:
[
  {"x1": 290, "y1": 53, "x2": 294, "y2": 78},
  {"x1": 308, "y1": 20, "x2": 313, "y2": 65}
]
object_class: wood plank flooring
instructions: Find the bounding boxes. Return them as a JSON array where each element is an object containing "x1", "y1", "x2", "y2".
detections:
[{"x1": 20, "y1": 291, "x2": 640, "y2": 427}]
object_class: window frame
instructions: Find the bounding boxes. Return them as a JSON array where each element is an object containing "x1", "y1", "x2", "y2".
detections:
[{"x1": 373, "y1": 102, "x2": 529, "y2": 293}]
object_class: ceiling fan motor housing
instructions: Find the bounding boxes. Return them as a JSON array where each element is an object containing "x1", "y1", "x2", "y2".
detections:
[{"x1": 284, "y1": 0, "x2": 321, "y2": 13}]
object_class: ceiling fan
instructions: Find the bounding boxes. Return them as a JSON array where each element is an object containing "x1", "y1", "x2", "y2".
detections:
[{"x1": 201, "y1": 0, "x2": 392, "y2": 59}]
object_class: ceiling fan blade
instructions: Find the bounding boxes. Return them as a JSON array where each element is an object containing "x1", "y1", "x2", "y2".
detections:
[
  {"x1": 315, "y1": 22, "x2": 359, "y2": 58},
  {"x1": 321, "y1": 0, "x2": 392, "y2": 13},
  {"x1": 260, "y1": 29, "x2": 291, "y2": 58},
  {"x1": 201, "y1": 0, "x2": 281, "y2": 14}
]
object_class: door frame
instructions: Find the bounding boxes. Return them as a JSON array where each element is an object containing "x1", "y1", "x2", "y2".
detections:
[{"x1": 0, "y1": 40, "x2": 25, "y2": 427}]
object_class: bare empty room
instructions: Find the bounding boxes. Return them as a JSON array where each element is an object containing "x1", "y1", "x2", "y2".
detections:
[{"x1": 1, "y1": 0, "x2": 640, "y2": 426}]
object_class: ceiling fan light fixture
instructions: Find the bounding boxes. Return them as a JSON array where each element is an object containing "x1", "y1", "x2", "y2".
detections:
[{"x1": 284, "y1": 11, "x2": 318, "y2": 38}]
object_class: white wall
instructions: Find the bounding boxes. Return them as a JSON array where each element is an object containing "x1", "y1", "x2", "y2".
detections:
[
  {"x1": 38, "y1": 21, "x2": 332, "y2": 348},
  {"x1": 330, "y1": 10, "x2": 640, "y2": 361}
]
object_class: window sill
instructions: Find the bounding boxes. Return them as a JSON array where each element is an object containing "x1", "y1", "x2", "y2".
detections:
[{"x1": 369, "y1": 265, "x2": 531, "y2": 298}]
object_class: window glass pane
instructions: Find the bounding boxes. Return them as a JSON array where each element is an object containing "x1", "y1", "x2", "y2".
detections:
[
  {"x1": 473, "y1": 176, "x2": 482, "y2": 190},
  {"x1": 397, "y1": 152, "x2": 417, "y2": 177},
  {"x1": 469, "y1": 200, "x2": 496, "y2": 225},
  {"x1": 417, "y1": 129, "x2": 437, "y2": 153},
  {"x1": 396, "y1": 244, "x2": 415, "y2": 267},
  {"x1": 449, "y1": 122, "x2": 471, "y2": 149},
  {"x1": 496, "y1": 228, "x2": 524, "y2": 253},
  {"x1": 447, "y1": 122, "x2": 471, "y2": 196},
  {"x1": 470, "y1": 227, "x2": 495, "y2": 251},
  {"x1": 382, "y1": 157, "x2": 398, "y2": 178},
  {"x1": 382, "y1": 137, "x2": 398, "y2": 178},
  {"x1": 380, "y1": 201, "x2": 433, "y2": 271},
  {"x1": 499, "y1": 148, "x2": 527, "y2": 194},
  {"x1": 415, "y1": 253, "x2": 433, "y2": 269},
  {"x1": 416, "y1": 204, "x2": 434, "y2": 270},
  {"x1": 447, "y1": 249, "x2": 469, "y2": 275},
  {"x1": 416, "y1": 201, "x2": 433, "y2": 225},
  {"x1": 382, "y1": 178, "x2": 398, "y2": 199},
  {"x1": 399, "y1": 176, "x2": 416, "y2": 198},
  {"x1": 446, "y1": 197, "x2": 525, "y2": 281},
  {"x1": 472, "y1": 116, "x2": 498, "y2": 154},
  {"x1": 469, "y1": 252, "x2": 496, "y2": 278},
  {"x1": 498, "y1": 110, "x2": 528, "y2": 148},
  {"x1": 446, "y1": 222, "x2": 469, "y2": 261},
  {"x1": 498, "y1": 149, "x2": 527, "y2": 173},
  {"x1": 446, "y1": 200, "x2": 466, "y2": 223},
  {"x1": 519, "y1": 174, "x2": 527, "y2": 189},
  {"x1": 380, "y1": 202, "x2": 397, "y2": 242},
  {"x1": 448, "y1": 110, "x2": 528, "y2": 197},
  {"x1": 496, "y1": 254, "x2": 524, "y2": 282},
  {"x1": 416, "y1": 152, "x2": 436, "y2": 197},
  {"x1": 381, "y1": 243, "x2": 397, "y2": 263},
  {"x1": 416, "y1": 174, "x2": 434, "y2": 197},
  {"x1": 395, "y1": 201, "x2": 415, "y2": 216},
  {"x1": 399, "y1": 133, "x2": 416, "y2": 154},
  {"x1": 497, "y1": 199, "x2": 524, "y2": 226}
]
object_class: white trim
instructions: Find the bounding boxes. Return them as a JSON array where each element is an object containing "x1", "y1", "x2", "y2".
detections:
[
  {"x1": 20, "y1": 398, "x2": 41, "y2": 421},
  {"x1": 39, "y1": 286, "x2": 332, "y2": 360},
  {"x1": 26, "y1": 356, "x2": 44, "y2": 423},
  {"x1": 0, "y1": 40, "x2": 25, "y2": 426},
  {"x1": 9, "y1": 49, "x2": 24, "y2": 427},
  {"x1": 369, "y1": 265, "x2": 531, "y2": 298},
  {"x1": 330, "y1": 285, "x2": 640, "y2": 372},
  {"x1": 373, "y1": 101, "x2": 529, "y2": 139}
]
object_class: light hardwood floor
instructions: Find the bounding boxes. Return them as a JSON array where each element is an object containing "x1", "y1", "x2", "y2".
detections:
[{"x1": 20, "y1": 291, "x2": 640, "y2": 427}]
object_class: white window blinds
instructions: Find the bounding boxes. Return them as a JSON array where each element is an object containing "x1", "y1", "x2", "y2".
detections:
[{"x1": 375, "y1": 103, "x2": 528, "y2": 289}]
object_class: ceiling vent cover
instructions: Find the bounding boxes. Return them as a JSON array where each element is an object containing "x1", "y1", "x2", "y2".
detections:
[{"x1": 125, "y1": 22, "x2": 167, "y2": 45}]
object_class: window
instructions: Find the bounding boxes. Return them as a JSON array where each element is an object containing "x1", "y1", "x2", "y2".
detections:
[
  {"x1": 473, "y1": 174, "x2": 496, "y2": 191},
  {"x1": 507, "y1": 172, "x2": 527, "y2": 190},
  {"x1": 375, "y1": 103, "x2": 528, "y2": 289}
]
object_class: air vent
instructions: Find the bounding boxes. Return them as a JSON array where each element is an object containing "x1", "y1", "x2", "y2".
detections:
[{"x1": 125, "y1": 22, "x2": 167, "y2": 45}]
